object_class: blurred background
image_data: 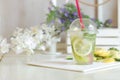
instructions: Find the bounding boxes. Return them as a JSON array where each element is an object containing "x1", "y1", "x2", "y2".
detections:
[{"x1": 0, "y1": 0, "x2": 118, "y2": 38}]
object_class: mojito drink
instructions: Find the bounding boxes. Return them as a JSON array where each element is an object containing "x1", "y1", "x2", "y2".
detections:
[{"x1": 69, "y1": 18, "x2": 97, "y2": 65}]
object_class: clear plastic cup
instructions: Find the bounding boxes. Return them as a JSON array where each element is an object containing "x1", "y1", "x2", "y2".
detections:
[{"x1": 69, "y1": 18, "x2": 97, "y2": 65}]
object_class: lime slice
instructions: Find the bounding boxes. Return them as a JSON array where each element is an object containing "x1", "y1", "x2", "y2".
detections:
[
  {"x1": 72, "y1": 39, "x2": 92, "y2": 56},
  {"x1": 70, "y1": 36, "x2": 78, "y2": 43},
  {"x1": 70, "y1": 32, "x2": 83, "y2": 43}
]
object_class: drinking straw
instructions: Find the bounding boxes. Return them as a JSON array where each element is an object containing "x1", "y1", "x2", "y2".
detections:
[{"x1": 75, "y1": 0, "x2": 85, "y2": 29}]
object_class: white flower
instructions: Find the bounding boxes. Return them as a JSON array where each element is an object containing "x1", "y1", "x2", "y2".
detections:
[
  {"x1": 24, "y1": 35, "x2": 37, "y2": 50},
  {"x1": 0, "y1": 36, "x2": 10, "y2": 54},
  {"x1": 13, "y1": 46, "x2": 24, "y2": 54},
  {"x1": 37, "y1": 44, "x2": 46, "y2": 51},
  {"x1": 10, "y1": 23, "x2": 60, "y2": 55}
]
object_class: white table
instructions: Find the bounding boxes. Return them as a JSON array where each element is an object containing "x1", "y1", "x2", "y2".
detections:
[{"x1": 0, "y1": 54, "x2": 120, "y2": 80}]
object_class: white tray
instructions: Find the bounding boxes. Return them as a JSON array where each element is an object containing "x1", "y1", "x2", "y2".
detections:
[{"x1": 27, "y1": 58, "x2": 120, "y2": 73}]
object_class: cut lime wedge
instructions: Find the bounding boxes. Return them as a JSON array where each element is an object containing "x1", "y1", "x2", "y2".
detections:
[{"x1": 72, "y1": 39, "x2": 92, "y2": 56}]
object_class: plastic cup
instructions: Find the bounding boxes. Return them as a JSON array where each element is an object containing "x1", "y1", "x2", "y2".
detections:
[{"x1": 69, "y1": 18, "x2": 97, "y2": 65}]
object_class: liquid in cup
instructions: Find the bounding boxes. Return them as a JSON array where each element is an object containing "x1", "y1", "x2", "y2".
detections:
[{"x1": 69, "y1": 19, "x2": 97, "y2": 65}]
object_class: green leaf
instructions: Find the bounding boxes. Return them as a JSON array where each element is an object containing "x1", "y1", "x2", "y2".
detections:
[
  {"x1": 66, "y1": 55, "x2": 73, "y2": 60},
  {"x1": 108, "y1": 47, "x2": 119, "y2": 51},
  {"x1": 82, "y1": 15, "x2": 90, "y2": 18},
  {"x1": 47, "y1": 10, "x2": 56, "y2": 23}
]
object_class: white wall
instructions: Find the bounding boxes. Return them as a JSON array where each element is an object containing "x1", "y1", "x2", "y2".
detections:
[
  {"x1": 80, "y1": 0, "x2": 96, "y2": 18},
  {"x1": 98, "y1": 0, "x2": 117, "y2": 27},
  {"x1": 0, "y1": 0, "x2": 49, "y2": 38},
  {"x1": 0, "y1": 0, "x2": 2, "y2": 35}
]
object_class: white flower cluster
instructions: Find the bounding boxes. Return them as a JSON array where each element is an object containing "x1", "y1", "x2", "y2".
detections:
[
  {"x1": 0, "y1": 36, "x2": 10, "y2": 54},
  {"x1": 10, "y1": 24, "x2": 59, "y2": 55}
]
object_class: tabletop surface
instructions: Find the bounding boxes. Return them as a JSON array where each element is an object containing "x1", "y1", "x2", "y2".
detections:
[{"x1": 1, "y1": 53, "x2": 120, "y2": 80}]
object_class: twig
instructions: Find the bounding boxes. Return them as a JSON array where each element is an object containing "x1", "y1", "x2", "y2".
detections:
[{"x1": 0, "y1": 54, "x2": 6, "y2": 62}]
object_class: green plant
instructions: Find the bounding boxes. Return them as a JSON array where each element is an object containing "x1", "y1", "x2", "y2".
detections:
[{"x1": 46, "y1": 2, "x2": 113, "y2": 31}]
